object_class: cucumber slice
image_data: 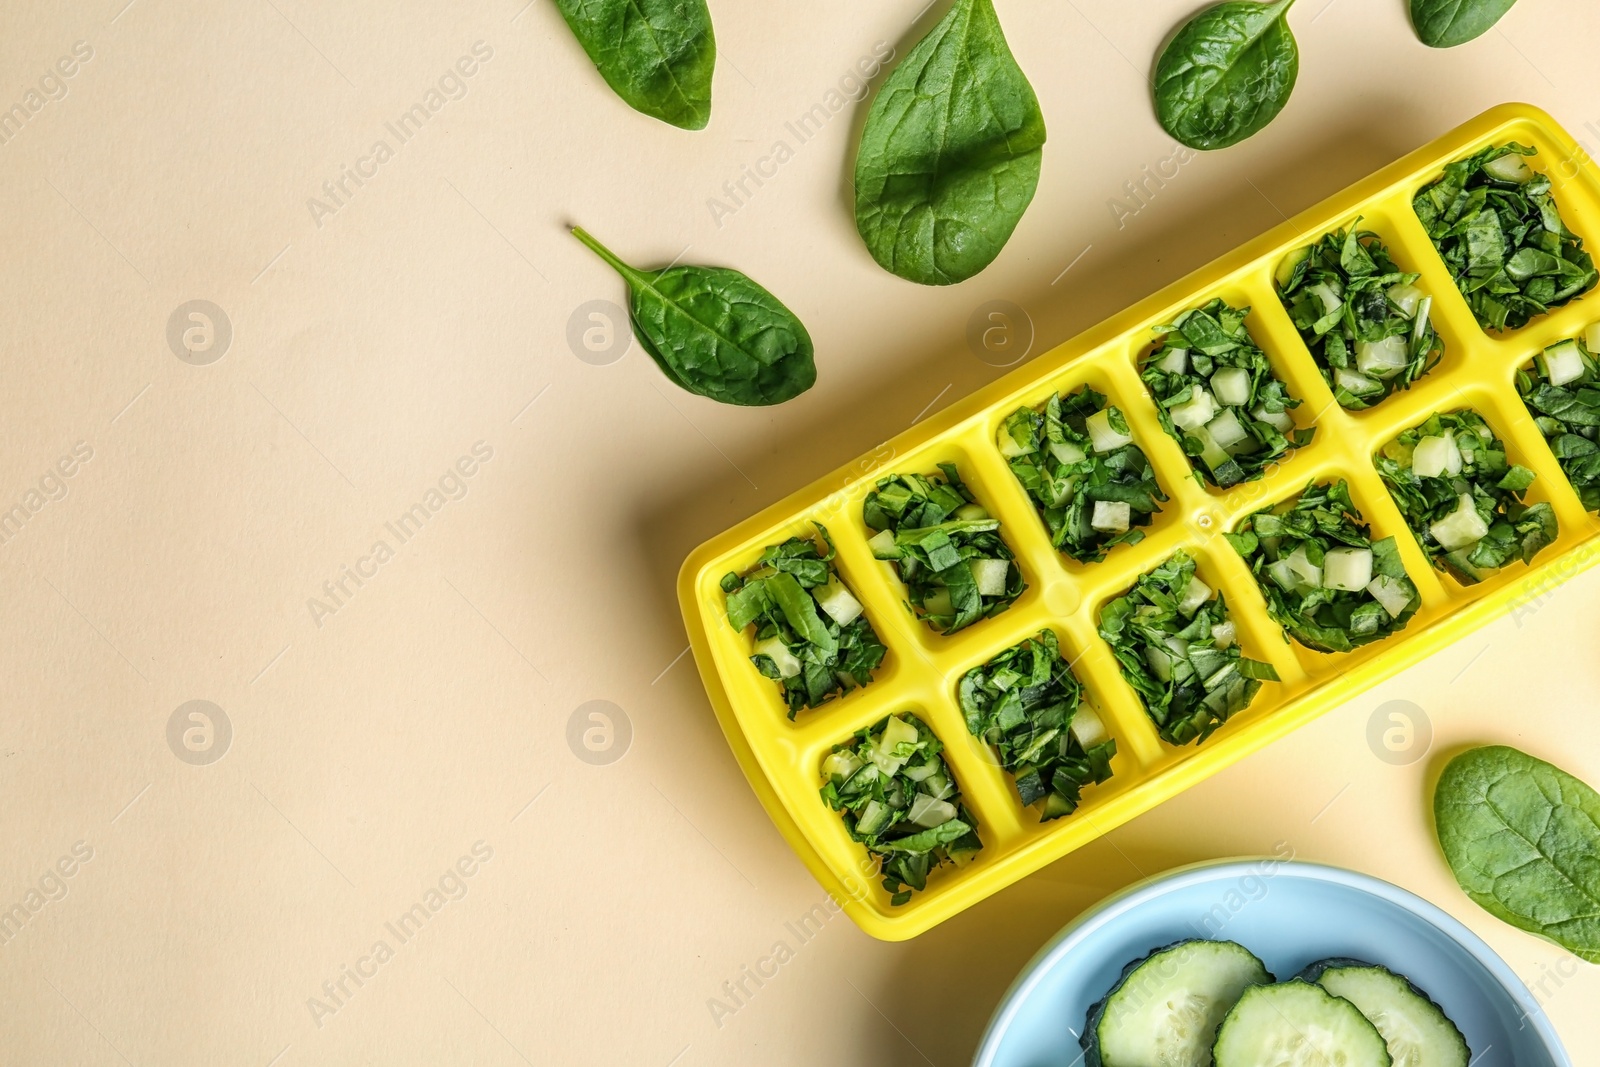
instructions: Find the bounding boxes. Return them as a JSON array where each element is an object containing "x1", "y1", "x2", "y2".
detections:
[
  {"x1": 1212, "y1": 980, "x2": 1391, "y2": 1067},
  {"x1": 1083, "y1": 939, "x2": 1270, "y2": 1067},
  {"x1": 1299, "y1": 958, "x2": 1469, "y2": 1067}
]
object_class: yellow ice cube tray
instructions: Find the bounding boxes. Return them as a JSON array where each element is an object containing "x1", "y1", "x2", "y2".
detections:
[{"x1": 677, "y1": 104, "x2": 1600, "y2": 940}]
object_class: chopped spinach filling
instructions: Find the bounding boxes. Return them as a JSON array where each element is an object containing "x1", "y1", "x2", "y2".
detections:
[
  {"x1": 1099, "y1": 551, "x2": 1277, "y2": 746},
  {"x1": 1377, "y1": 410, "x2": 1556, "y2": 584},
  {"x1": 820, "y1": 713, "x2": 982, "y2": 905},
  {"x1": 1226, "y1": 480, "x2": 1420, "y2": 653},
  {"x1": 958, "y1": 629, "x2": 1116, "y2": 820},
  {"x1": 864, "y1": 464, "x2": 1025, "y2": 634},
  {"x1": 1275, "y1": 223, "x2": 1442, "y2": 409},
  {"x1": 1414, "y1": 141, "x2": 1598, "y2": 331},
  {"x1": 998, "y1": 387, "x2": 1166, "y2": 563},
  {"x1": 721, "y1": 524, "x2": 886, "y2": 718}
]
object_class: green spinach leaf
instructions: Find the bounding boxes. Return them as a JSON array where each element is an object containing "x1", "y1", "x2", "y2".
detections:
[
  {"x1": 1276, "y1": 223, "x2": 1443, "y2": 409},
  {"x1": 1519, "y1": 333, "x2": 1600, "y2": 512},
  {"x1": 573, "y1": 226, "x2": 816, "y2": 406},
  {"x1": 1410, "y1": 0, "x2": 1518, "y2": 48},
  {"x1": 1413, "y1": 142, "x2": 1598, "y2": 331},
  {"x1": 553, "y1": 0, "x2": 715, "y2": 130},
  {"x1": 864, "y1": 464, "x2": 1025, "y2": 634},
  {"x1": 1098, "y1": 551, "x2": 1277, "y2": 746},
  {"x1": 853, "y1": 0, "x2": 1046, "y2": 285},
  {"x1": 998, "y1": 387, "x2": 1167, "y2": 562},
  {"x1": 721, "y1": 525, "x2": 886, "y2": 718},
  {"x1": 959, "y1": 629, "x2": 1116, "y2": 819},
  {"x1": 1141, "y1": 298, "x2": 1313, "y2": 488},
  {"x1": 1376, "y1": 410, "x2": 1556, "y2": 584},
  {"x1": 820, "y1": 713, "x2": 982, "y2": 905},
  {"x1": 1154, "y1": 0, "x2": 1298, "y2": 151},
  {"x1": 1226, "y1": 480, "x2": 1419, "y2": 653},
  {"x1": 1434, "y1": 745, "x2": 1600, "y2": 962}
]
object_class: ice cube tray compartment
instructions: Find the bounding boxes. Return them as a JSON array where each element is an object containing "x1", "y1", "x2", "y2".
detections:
[{"x1": 679, "y1": 105, "x2": 1600, "y2": 940}]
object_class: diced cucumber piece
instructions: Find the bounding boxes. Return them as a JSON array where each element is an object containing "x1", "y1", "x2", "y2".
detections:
[
  {"x1": 1177, "y1": 574, "x2": 1213, "y2": 616},
  {"x1": 813, "y1": 577, "x2": 864, "y2": 626},
  {"x1": 970, "y1": 558, "x2": 1010, "y2": 597},
  {"x1": 1585, "y1": 322, "x2": 1600, "y2": 356},
  {"x1": 1286, "y1": 544, "x2": 1322, "y2": 588},
  {"x1": 1386, "y1": 282, "x2": 1424, "y2": 318},
  {"x1": 1193, "y1": 425, "x2": 1234, "y2": 474},
  {"x1": 867, "y1": 716, "x2": 918, "y2": 775},
  {"x1": 1211, "y1": 618, "x2": 1236, "y2": 649},
  {"x1": 1300, "y1": 959, "x2": 1470, "y2": 1067},
  {"x1": 821, "y1": 749, "x2": 863, "y2": 782},
  {"x1": 855, "y1": 798, "x2": 891, "y2": 836},
  {"x1": 1069, "y1": 703, "x2": 1107, "y2": 748},
  {"x1": 955, "y1": 502, "x2": 990, "y2": 521},
  {"x1": 1144, "y1": 644, "x2": 1174, "y2": 682},
  {"x1": 1084, "y1": 940, "x2": 1271, "y2": 1067},
  {"x1": 1484, "y1": 152, "x2": 1534, "y2": 183},
  {"x1": 1267, "y1": 557, "x2": 1303, "y2": 593},
  {"x1": 1087, "y1": 408, "x2": 1134, "y2": 453},
  {"x1": 906, "y1": 793, "x2": 957, "y2": 829},
  {"x1": 1412, "y1": 296, "x2": 1433, "y2": 344},
  {"x1": 997, "y1": 423, "x2": 1032, "y2": 458},
  {"x1": 1412, "y1": 433, "x2": 1462, "y2": 478},
  {"x1": 1205, "y1": 408, "x2": 1250, "y2": 451},
  {"x1": 1210, "y1": 365, "x2": 1252, "y2": 407},
  {"x1": 1308, "y1": 280, "x2": 1343, "y2": 315},
  {"x1": 1048, "y1": 437, "x2": 1087, "y2": 466},
  {"x1": 1322, "y1": 547, "x2": 1373, "y2": 591},
  {"x1": 922, "y1": 586, "x2": 953, "y2": 617},
  {"x1": 1091, "y1": 500, "x2": 1131, "y2": 534},
  {"x1": 1250, "y1": 403, "x2": 1295, "y2": 433},
  {"x1": 753, "y1": 636, "x2": 801, "y2": 678},
  {"x1": 1212, "y1": 980, "x2": 1390, "y2": 1067},
  {"x1": 867, "y1": 528, "x2": 900, "y2": 559},
  {"x1": 1540, "y1": 338, "x2": 1586, "y2": 387},
  {"x1": 1157, "y1": 346, "x2": 1190, "y2": 375},
  {"x1": 1334, "y1": 366, "x2": 1382, "y2": 397},
  {"x1": 1275, "y1": 245, "x2": 1310, "y2": 289},
  {"x1": 1170, "y1": 387, "x2": 1217, "y2": 431},
  {"x1": 1444, "y1": 548, "x2": 1492, "y2": 584},
  {"x1": 1367, "y1": 574, "x2": 1415, "y2": 618},
  {"x1": 1429, "y1": 493, "x2": 1489, "y2": 550},
  {"x1": 1357, "y1": 335, "x2": 1410, "y2": 379}
]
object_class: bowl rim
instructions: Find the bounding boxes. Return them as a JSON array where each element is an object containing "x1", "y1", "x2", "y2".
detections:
[{"x1": 972, "y1": 857, "x2": 1571, "y2": 1067}]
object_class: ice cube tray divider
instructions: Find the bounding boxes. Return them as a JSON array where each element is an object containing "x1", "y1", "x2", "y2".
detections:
[{"x1": 678, "y1": 104, "x2": 1600, "y2": 940}]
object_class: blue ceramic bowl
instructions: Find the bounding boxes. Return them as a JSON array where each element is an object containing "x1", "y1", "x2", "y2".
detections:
[{"x1": 974, "y1": 860, "x2": 1569, "y2": 1067}]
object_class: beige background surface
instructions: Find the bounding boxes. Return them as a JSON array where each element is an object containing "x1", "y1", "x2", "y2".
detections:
[{"x1": 3, "y1": 0, "x2": 1599, "y2": 1063}]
